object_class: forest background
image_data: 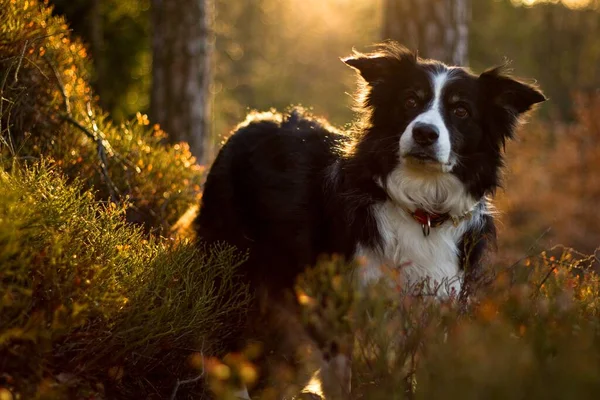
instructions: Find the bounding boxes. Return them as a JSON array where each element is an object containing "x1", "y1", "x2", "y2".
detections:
[{"x1": 51, "y1": 0, "x2": 600, "y2": 258}]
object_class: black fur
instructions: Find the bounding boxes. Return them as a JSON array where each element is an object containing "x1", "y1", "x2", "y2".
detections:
[{"x1": 197, "y1": 110, "x2": 348, "y2": 292}]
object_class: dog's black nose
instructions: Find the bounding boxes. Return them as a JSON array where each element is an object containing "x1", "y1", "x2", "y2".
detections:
[{"x1": 413, "y1": 123, "x2": 439, "y2": 146}]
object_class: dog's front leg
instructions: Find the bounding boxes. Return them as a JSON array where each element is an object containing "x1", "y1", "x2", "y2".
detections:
[
  {"x1": 301, "y1": 348, "x2": 352, "y2": 400},
  {"x1": 320, "y1": 352, "x2": 352, "y2": 399}
]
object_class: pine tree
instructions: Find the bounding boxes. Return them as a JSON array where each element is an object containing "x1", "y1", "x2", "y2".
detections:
[{"x1": 151, "y1": 0, "x2": 213, "y2": 162}]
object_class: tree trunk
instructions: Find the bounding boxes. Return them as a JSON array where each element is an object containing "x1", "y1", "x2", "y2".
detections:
[
  {"x1": 382, "y1": 0, "x2": 470, "y2": 66},
  {"x1": 151, "y1": 0, "x2": 213, "y2": 162},
  {"x1": 89, "y1": 0, "x2": 105, "y2": 100}
]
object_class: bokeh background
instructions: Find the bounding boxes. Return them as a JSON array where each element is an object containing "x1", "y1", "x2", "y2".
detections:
[{"x1": 49, "y1": 0, "x2": 600, "y2": 260}]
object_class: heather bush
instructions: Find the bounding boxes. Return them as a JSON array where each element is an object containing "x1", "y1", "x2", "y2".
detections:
[
  {"x1": 278, "y1": 248, "x2": 600, "y2": 399},
  {"x1": 199, "y1": 247, "x2": 600, "y2": 400},
  {"x1": 0, "y1": 3, "x2": 254, "y2": 398},
  {"x1": 0, "y1": 163, "x2": 250, "y2": 399},
  {"x1": 0, "y1": 0, "x2": 203, "y2": 234}
]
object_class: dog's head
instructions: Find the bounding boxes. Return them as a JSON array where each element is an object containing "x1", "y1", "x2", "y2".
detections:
[{"x1": 343, "y1": 42, "x2": 546, "y2": 201}]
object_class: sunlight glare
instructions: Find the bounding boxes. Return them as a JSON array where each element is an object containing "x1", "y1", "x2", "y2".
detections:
[{"x1": 514, "y1": 0, "x2": 596, "y2": 9}]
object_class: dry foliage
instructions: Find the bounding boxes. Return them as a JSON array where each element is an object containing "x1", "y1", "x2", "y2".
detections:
[{"x1": 497, "y1": 92, "x2": 600, "y2": 259}]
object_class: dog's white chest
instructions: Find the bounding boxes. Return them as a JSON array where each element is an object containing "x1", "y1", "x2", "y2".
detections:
[{"x1": 355, "y1": 201, "x2": 470, "y2": 296}]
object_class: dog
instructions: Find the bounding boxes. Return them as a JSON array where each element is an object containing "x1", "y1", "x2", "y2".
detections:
[{"x1": 195, "y1": 41, "x2": 546, "y2": 397}]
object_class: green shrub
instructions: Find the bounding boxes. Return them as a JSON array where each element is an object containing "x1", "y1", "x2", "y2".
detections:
[
  {"x1": 0, "y1": 0, "x2": 203, "y2": 234},
  {"x1": 0, "y1": 163, "x2": 250, "y2": 399}
]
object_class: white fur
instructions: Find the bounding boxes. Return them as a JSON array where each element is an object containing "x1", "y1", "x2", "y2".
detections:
[
  {"x1": 385, "y1": 164, "x2": 477, "y2": 216},
  {"x1": 356, "y1": 199, "x2": 481, "y2": 296},
  {"x1": 399, "y1": 71, "x2": 457, "y2": 168},
  {"x1": 355, "y1": 173, "x2": 484, "y2": 296},
  {"x1": 357, "y1": 169, "x2": 482, "y2": 297}
]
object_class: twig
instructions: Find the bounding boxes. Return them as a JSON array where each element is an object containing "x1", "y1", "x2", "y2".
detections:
[
  {"x1": 507, "y1": 226, "x2": 552, "y2": 271},
  {"x1": 60, "y1": 113, "x2": 97, "y2": 141},
  {"x1": 82, "y1": 101, "x2": 140, "y2": 173},
  {"x1": 536, "y1": 263, "x2": 557, "y2": 293},
  {"x1": 21, "y1": 55, "x2": 50, "y2": 81},
  {"x1": 44, "y1": 55, "x2": 70, "y2": 114},
  {"x1": 58, "y1": 112, "x2": 120, "y2": 201},
  {"x1": 45, "y1": 55, "x2": 121, "y2": 202},
  {"x1": 85, "y1": 102, "x2": 121, "y2": 203},
  {"x1": 0, "y1": 58, "x2": 11, "y2": 149},
  {"x1": 0, "y1": 31, "x2": 70, "y2": 50},
  {"x1": 170, "y1": 341, "x2": 205, "y2": 400},
  {"x1": 535, "y1": 246, "x2": 597, "y2": 293},
  {"x1": 13, "y1": 40, "x2": 28, "y2": 84}
]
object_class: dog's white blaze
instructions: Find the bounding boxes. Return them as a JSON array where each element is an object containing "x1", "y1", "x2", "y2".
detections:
[
  {"x1": 356, "y1": 200, "x2": 483, "y2": 297},
  {"x1": 399, "y1": 71, "x2": 453, "y2": 165},
  {"x1": 367, "y1": 69, "x2": 482, "y2": 296},
  {"x1": 358, "y1": 164, "x2": 483, "y2": 296},
  {"x1": 355, "y1": 213, "x2": 463, "y2": 296}
]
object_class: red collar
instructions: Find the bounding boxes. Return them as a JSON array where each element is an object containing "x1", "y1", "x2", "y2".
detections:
[
  {"x1": 403, "y1": 203, "x2": 479, "y2": 237},
  {"x1": 410, "y1": 208, "x2": 450, "y2": 236}
]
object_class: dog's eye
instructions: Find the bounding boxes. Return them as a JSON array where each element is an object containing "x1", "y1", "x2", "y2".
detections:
[
  {"x1": 453, "y1": 106, "x2": 470, "y2": 119},
  {"x1": 404, "y1": 97, "x2": 419, "y2": 110}
]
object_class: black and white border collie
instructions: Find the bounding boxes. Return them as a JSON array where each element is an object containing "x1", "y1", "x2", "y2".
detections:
[{"x1": 196, "y1": 41, "x2": 545, "y2": 395}]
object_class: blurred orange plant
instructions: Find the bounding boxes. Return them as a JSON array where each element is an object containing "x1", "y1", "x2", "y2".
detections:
[{"x1": 496, "y1": 91, "x2": 600, "y2": 261}]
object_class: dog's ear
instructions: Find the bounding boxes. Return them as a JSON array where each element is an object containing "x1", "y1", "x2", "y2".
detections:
[
  {"x1": 342, "y1": 45, "x2": 415, "y2": 84},
  {"x1": 479, "y1": 66, "x2": 547, "y2": 115},
  {"x1": 342, "y1": 54, "x2": 392, "y2": 83}
]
